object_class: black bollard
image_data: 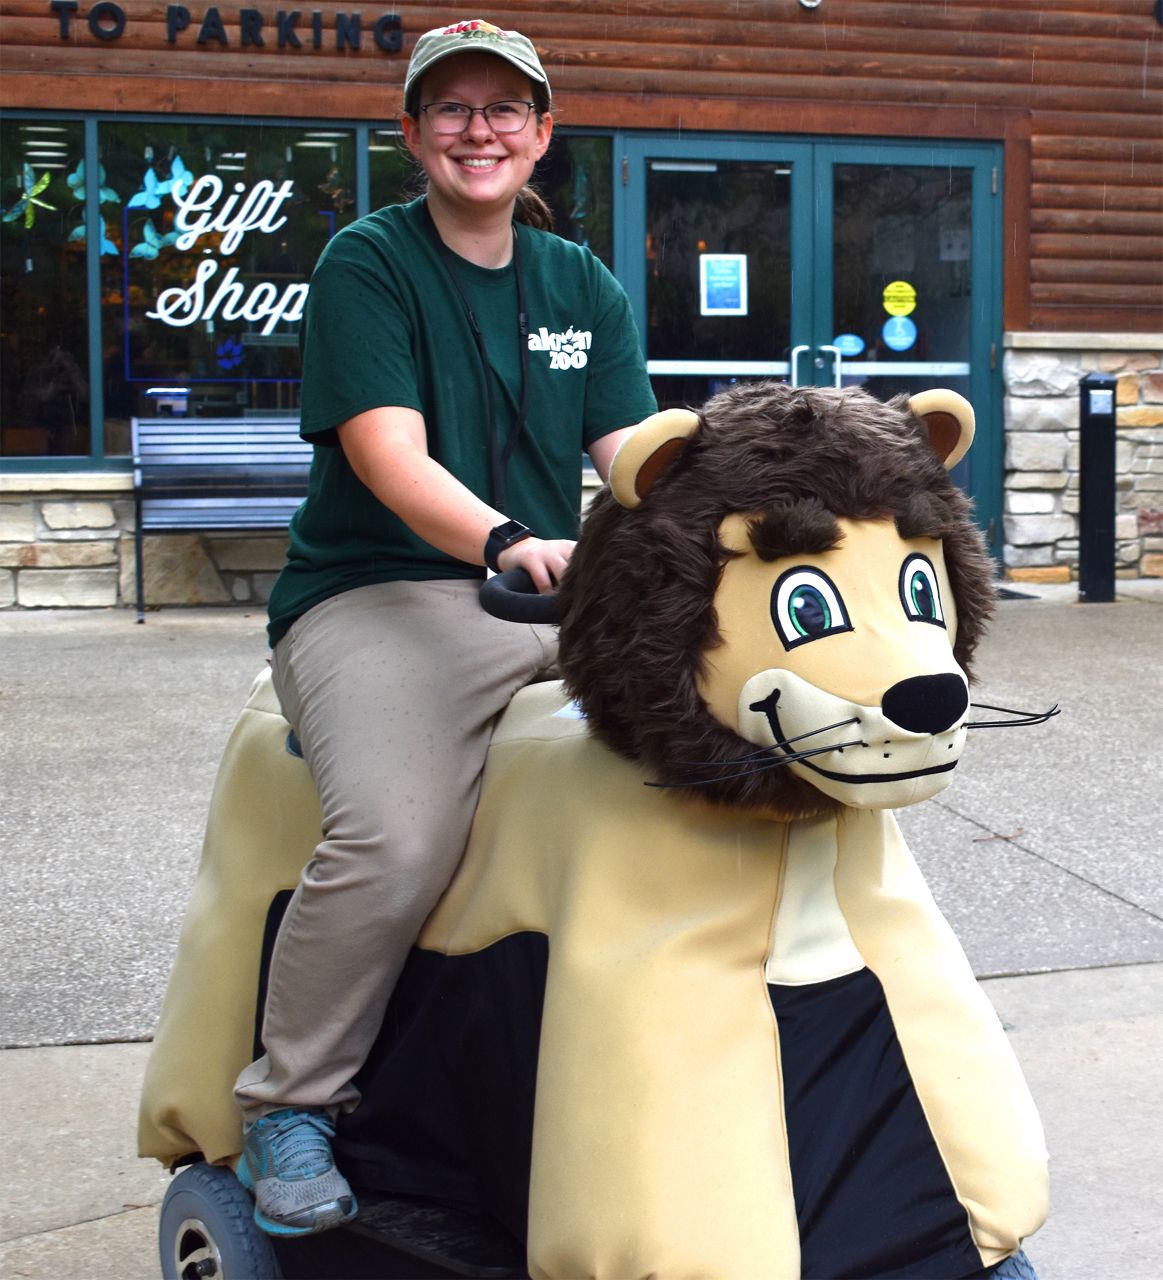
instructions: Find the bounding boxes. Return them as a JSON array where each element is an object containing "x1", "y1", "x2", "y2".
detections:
[{"x1": 1077, "y1": 372, "x2": 1118, "y2": 603}]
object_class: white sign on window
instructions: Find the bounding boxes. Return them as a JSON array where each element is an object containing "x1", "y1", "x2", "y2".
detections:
[
  {"x1": 146, "y1": 175, "x2": 308, "y2": 336},
  {"x1": 700, "y1": 254, "x2": 748, "y2": 317}
]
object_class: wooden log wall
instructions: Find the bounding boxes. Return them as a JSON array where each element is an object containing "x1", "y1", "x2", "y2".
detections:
[{"x1": 2, "y1": 0, "x2": 1160, "y2": 332}]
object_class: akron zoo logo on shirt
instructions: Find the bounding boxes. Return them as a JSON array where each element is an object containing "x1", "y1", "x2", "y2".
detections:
[{"x1": 528, "y1": 325, "x2": 591, "y2": 370}]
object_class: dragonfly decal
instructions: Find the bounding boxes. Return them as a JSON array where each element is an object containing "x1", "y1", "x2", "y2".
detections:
[{"x1": 2, "y1": 165, "x2": 56, "y2": 229}]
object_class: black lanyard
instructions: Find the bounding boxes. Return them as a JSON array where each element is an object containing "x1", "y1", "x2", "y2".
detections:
[{"x1": 423, "y1": 201, "x2": 530, "y2": 514}]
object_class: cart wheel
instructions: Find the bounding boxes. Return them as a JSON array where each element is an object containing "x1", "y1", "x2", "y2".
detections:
[{"x1": 159, "y1": 1161, "x2": 281, "y2": 1280}]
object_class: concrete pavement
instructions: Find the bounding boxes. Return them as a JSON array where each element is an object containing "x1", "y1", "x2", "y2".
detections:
[{"x1": 1, "y1": 581, "x2": 1161, "y2": 1278}]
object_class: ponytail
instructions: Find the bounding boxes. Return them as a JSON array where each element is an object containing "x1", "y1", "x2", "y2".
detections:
[
  {"x1": 514, "y1": 185, "x2": 555, "y2": 232},
  {"x1": 517, "y1": 91, "x2": 556, "y2": 231}
]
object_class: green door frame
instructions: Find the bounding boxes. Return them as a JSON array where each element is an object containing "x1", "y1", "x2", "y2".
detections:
[
  {"x1": 616, "y1": 133, "x2": 817, "y2": 383},
  {"x1": 811, "y1": 139, "x2": 1004, "y2": 545},
  {"x1": 615, "y1": 132, "x2": 1004, "y2": 548}
]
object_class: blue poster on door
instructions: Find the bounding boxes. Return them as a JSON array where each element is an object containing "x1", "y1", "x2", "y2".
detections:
[{"x1": 700, "y1": 254, "x2": 748, "y2": 316}]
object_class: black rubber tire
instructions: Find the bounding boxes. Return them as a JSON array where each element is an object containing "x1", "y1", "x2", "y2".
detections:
[{"x1": 159, "y1": 1161, "x2": 282, "y2": 1280}]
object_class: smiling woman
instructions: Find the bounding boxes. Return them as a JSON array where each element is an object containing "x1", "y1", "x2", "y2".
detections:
[
  {"x1": 227, "y1": 17, "x2": 656, "y2": 1243},
  {"x1": 399, "y1": 39, "x2": 554, "y2": 256}
]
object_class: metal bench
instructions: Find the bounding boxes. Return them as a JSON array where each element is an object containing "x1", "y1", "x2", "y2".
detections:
[{"x1": 131, "y1": 416, "x2": 311, "y2": 622}]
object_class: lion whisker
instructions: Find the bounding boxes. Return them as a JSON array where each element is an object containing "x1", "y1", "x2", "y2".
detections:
[
  {"x1": 645, "y1": 735, "x2": 865, "y2": 789},
  {"x1": 966, "y1": 701, "x2": 1061, "y2": 729},
  {"x1": 664, "y1": 717, "x2": 862, "y2": 768}
]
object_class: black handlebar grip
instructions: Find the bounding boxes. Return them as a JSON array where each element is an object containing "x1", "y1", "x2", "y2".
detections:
[{"x1": 478, "y1": 568, "x2": 560, "y2": 625}]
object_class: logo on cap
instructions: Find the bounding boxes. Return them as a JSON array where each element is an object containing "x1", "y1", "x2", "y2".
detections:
[{"x1": 441, "y1": 20, "x2": 507, "y2": 40}]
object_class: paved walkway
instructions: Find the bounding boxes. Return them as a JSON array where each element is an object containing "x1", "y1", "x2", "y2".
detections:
[{"x1": 1, "y1": 582, "x2": 1160, "y2": 1277}]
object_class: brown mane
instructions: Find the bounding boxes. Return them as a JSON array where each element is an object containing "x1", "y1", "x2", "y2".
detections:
[{"x1": 557, "y1": 382, "x2": 996, "y2": 817}]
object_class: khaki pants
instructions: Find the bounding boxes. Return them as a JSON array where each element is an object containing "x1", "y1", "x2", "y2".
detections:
[{"x1": 234, "y1": 579, "x2": 558, "y2": 1122}]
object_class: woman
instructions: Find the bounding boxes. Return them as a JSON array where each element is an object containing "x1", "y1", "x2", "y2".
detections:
[{"x1": 232, "y1": 20, "x2": 657, "y2": 1238}]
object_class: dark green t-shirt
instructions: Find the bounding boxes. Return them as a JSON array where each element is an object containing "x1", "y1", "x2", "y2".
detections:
[{"x1": 267, "y1": 198, "x2": 656, "y2": 646}]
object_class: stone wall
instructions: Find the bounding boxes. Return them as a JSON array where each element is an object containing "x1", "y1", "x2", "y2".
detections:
[
  {"x1": 5, "y1": 359, "x2": 1163, "y2": 610},
  {"x1": 0, "y1": 475, "x2": 287, "y2": 610},
  {"x1": 1004, "y1": 333, "x2": 1163, "y2": 583}
]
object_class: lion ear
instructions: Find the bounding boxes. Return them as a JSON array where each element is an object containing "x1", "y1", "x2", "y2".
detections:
[
  {"x1": 907, "y1": 389, "x2": 975, "y2": 471},
  {"x1": 608, "y1": 409, "x2": 701, "y2": 509}
]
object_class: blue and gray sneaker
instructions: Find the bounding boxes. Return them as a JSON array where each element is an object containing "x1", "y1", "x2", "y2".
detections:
[{"x1": 236, "y1": 1108, "x2": 357, "y2": 1236}]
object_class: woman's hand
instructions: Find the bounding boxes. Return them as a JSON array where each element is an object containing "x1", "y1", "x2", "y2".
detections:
[{"x1": 497, "y1": 536, "x2": 574, "y2": 594}]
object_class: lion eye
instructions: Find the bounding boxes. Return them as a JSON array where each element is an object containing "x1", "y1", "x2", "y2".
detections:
[
  {"x1": 771, "y1": 568, "x2": 853, "y2": 650},
  {"x1": 899, "y1": 554, "x2": 946, "y2": 627}
]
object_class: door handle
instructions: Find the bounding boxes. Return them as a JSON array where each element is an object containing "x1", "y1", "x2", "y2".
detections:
[
  {"x1": 818, "y1": 344, "x2": 842, "y2": 388},
  {"x1": 790, "y1": 345, "x2": 809, "y2": 388}
]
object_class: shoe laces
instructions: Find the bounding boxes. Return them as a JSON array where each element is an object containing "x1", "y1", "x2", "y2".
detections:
[{"x1": 256, "y1": 1110, "x2": 337, "y2": 1180}]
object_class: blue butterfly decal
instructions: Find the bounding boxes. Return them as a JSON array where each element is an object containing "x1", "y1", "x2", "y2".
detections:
[
  {"x1": 66, "y1": 160, "x2": 121, "y2": 205},
  {"x1": 127, "y1": 155, "x2": 196, "y2": 209},
  {"x1": 129, "y1": 218, "x2": 179, "y2": 259},
  {"x1": 127, "y1": 167, "x2": 165, "y2": 209},
  {"x1": 67, "y1": 219, "x2": 119, "y2": 255},
  {"x1": 168, "y1": 155, "x2": 194, "y2": 200}
]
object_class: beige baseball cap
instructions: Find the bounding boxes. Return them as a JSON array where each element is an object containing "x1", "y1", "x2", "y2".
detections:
[{"x1": 403, "y1": 19, "x2": 550, "y2": 115}]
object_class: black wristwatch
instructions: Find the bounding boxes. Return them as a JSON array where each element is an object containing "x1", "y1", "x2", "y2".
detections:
[{"x1": 484, "y1": 520, "x2": 534, "y2": 573}]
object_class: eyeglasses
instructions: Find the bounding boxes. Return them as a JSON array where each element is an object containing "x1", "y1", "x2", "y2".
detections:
[{"x1": 420, "y1": 100, "x2": 537, "y2": 134}]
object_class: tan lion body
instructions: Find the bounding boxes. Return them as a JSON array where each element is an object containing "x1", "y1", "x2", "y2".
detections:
[{"x1": 141, "y1": 384, "x2": 1049, "y2": 1278}]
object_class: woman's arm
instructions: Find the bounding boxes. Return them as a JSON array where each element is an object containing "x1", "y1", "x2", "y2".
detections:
[
  {"x1": 337, "y1": 407, "x2": 573, "y2": 592},
  {"x1": 587, "y1": 425, "x2": 639, "y2": 482}
]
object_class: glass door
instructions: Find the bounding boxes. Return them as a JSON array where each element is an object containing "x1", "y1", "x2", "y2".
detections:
[
  {"x1": 619, "y1": 137, "x2": 814, "y2": 413},
  {"x1": 813, "y1": 142, "x2": 1002, "y2": 526},
  {"x1": 823, "y1": 157, "x2": 975, "y2": 399},
  {"x1": 619, "y1": 136, "x2": 1002, "y2": 543}
]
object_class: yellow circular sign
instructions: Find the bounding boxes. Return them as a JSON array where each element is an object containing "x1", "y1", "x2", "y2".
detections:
[{"x1": 882, "y1": 280, "x2": 917, "y2": 317}]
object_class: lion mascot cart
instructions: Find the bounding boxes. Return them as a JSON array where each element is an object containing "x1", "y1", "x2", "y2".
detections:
[{"x1": 140, "y1": 382, "x2": 1049, "y2": 1280}]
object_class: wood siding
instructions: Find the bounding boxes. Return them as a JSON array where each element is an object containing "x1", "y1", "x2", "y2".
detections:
[{"x1": 2, "y1": 0, "x2": 1160, "y2": 332}]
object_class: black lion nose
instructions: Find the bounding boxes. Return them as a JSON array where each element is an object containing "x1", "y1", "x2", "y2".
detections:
[{"x1": 881, "y1": 674, "x2": 968, "y2": 734}]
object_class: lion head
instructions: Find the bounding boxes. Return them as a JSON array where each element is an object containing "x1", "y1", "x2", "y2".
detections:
[{"x1": 557, "y1": 382, "x2": 997, "y2": 820}]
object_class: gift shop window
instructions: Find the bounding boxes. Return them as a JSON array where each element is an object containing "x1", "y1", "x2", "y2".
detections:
[
  {"x1": 98, "y1": 122, "x2": 359, "y2": 452},
  {"x1": 1, "y1": 118, "x2": 617, "y2": 467},
  {"x1": 0, "y1": 119, "x2": 89, "y2": 457}
]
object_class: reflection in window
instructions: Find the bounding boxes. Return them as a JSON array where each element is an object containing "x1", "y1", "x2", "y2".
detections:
[
  {"x1": 833, "y1": 164, "x2": 972, "y2": 402},
  {"x1": 1, "y1": 120, "x2": 89, "y2": 457},
  {"x1": 536, "y1": 135, "x2": 613, "y2": 266},
  {"x1": 369, "y1": 129, "x2": 421, "y2": 212},
  {"x1": 99, "y1": 122, "x2": 358, "y2": 450}
]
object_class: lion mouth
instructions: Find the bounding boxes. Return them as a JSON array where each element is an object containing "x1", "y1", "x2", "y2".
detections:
[{"x1": 746, "y1": 685, "x2": 964, "y2": 785}]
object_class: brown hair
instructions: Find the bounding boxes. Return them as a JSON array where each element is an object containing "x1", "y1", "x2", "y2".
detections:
[
  {"x1": 513, "y1": 184, "x2": 554, "y2": 231},
  {"x1": 556, "y1": 382, "x2": 997, "y2": 818}
]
